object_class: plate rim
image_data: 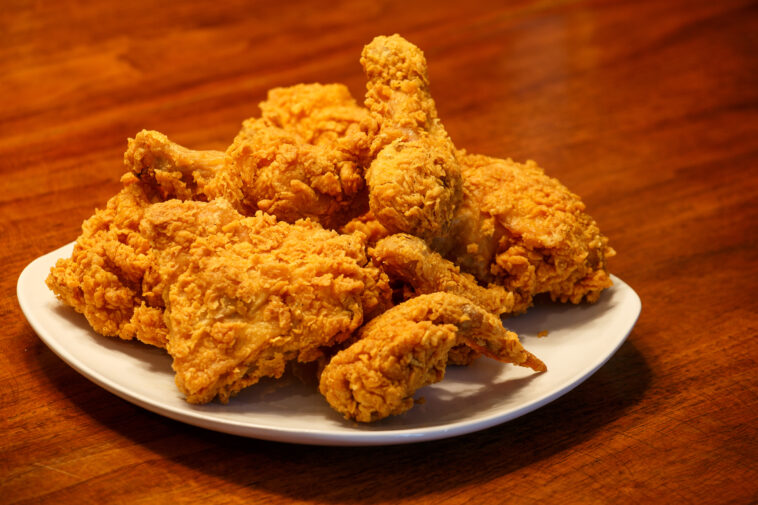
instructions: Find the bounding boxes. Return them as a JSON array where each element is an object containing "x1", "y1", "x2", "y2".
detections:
[{"x1": 18, "y1": 243, "x2": 641, "y2": 446}]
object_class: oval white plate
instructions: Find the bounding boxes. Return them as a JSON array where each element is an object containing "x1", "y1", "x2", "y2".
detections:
[{"x1": 18, "y1": 243, "x2": 640, "y2": 446}]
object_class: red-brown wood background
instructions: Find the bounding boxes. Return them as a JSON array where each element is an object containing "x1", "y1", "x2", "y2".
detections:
[{"x1": 2, "y1": 1, "x2": 757, "y2": 503}]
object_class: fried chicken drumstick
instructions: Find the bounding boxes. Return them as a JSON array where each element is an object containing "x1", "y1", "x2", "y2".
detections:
[{"x1": 361, "y1": 34, "x2": 462, "y2": 242}]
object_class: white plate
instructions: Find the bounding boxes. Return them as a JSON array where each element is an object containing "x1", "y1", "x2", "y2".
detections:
[{"x1": 18, "y1": 243, "x2": 641, "y2": 446}]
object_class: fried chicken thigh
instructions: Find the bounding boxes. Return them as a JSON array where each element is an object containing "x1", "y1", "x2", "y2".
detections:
[
  {"x1": 319, "y1": 293, "x2": 545, "y2": 422},
  {"x1": 435, "y1": 152, "x2": 614, "y2": 306},
  {"x1": 141, "y1": 198, "x2": 391, "y2": 403}
]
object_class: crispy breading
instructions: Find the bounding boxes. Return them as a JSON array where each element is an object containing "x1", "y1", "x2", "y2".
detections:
[
  {"x1": 259, "y1": 83, "x2": 377, "y2": 152},
  {"x1": 371, "y1": 233, "x2": 518, "y2": 316},
  {"x1": 124, "y1": 129, "x2": 238, "y2": 204},
  {"x1": 45, "y1": 174, "x2": 169, "y2": 347},
  {"x1": 141, "y1": 198, "x2": 391, "y2": 404},
  {"x1": 224, "y1": 83, "x2": 376, "y2": 228},
  {"x1": 361, "y1": 34, "x2": 462, "y2": 241},
  {"x1": 436, "y1": 151, "x2": 615, "y2": 306},
  {"x1": 340, "y1": 210, "x2": 391, "y2": 245},
  {"x1": 319, "y1": 293, "x2": 545, "y2": 422}
]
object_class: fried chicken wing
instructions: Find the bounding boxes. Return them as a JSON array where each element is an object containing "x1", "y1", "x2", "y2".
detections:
[
  {"x1": 319, "y1": 293, "x2": 545, "y2": 422},
  {"x1": 141, "y1": 198, "x2": 391, "y2": 404},
  {"x1": 124, "y1": 129, "x2": 238, "y2": 204},
  {"x1": 45, "y1": 174, "x2": 169, "y2": 347},
  {"x1": 371, "y1": 233, "x2": 519, "y2": 316},
  {"x1": 435, "y1": 152, "x2": 614, "y2": 306},
  {"x1": 361, "y1": 34, "x2": 462, "y2": 241}
]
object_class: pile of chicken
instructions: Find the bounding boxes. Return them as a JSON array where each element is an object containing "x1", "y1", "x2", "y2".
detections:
[{"x1": 46, "y1": 35, "x2": 613, "y2": 423}]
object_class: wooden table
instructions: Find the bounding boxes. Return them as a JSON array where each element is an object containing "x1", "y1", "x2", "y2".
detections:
[{"x1": 3, "y1": 1, "x2": 757, "y2": 503}]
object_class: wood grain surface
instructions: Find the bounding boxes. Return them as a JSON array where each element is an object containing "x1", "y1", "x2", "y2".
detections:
[{"x1": 2, "y1": 0, "x2": 757, "y2": 503}]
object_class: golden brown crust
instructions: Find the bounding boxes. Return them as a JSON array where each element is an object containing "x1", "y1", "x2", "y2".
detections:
[
  {"x1": 371, "y1": 233, "x2": 519, "y2": 316},
  {"x1": 318, "y1": 293, "x2": 545, "y2": 422},
  {"x1": 361, "y1": 35, "x2": 462, "y2": 241},
  {"x1": 141, "y1": 198, "x2": 391, "y2": 404},
  {"x1": 340, "y1": 210, "x2": 392, "y2": 245},
  {"x1": 45, "y1": 174, "x2": 169, "y2": 346},
  {"x1": 124, "y1": 129, "x2": 231, "y2": 203},
  {"x1": 437, "y1": 151, "x2": 614, "y2": 307},
  {"x1": 224, "y1": 83, "x2": 376, "y2": 229}
]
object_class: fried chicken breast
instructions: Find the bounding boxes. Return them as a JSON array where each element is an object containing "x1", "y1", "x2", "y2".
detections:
[
  {"x1": 141, "y1": 198, "x2": 391, "y2": 403},
  {"x1": 435, "y1": 152, "x2": 615, "y2": 307}
]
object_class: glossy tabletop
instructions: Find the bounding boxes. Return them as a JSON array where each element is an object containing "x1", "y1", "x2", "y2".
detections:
[{"x1": 2, "y1": 1, "x2": 757, "y2": 503}]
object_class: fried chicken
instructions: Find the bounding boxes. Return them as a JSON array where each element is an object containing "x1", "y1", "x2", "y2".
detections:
[
  {"x1": 371, "y1": 233, "x2": 524, "y2": 366},
  {"x1": 44, "y1": 33, "x2": 618, "y2": 424},
  {"x1": 224, "y1": 83, "x2": 376, "y2": 228},
  {"x1": 361, "y1": 35, "x2": 462, "y2": 241},
  {"x1": 319, "y1": 293, "x2": 545, "y2": 422},
  {"x1": 434, "y1": 152, "x2": 614, "y2": 307},
  {"x1": 124, "y1": 129, "x2": 233, "y2": 203},
  {"x1": 141, "y1": 198, "x2": 391, "y2": 404},
  {"x1": 259, "y1": 83, "x2": 377, "y2": 152},
  {"x1": 45, "y1": 173, "x2": 169, "y2": 347},
  {"x1": 127, "y1": 84, "x2": 377, "y2": 229},
  {"x1": 359, "y1": 35, "x2": 612, "y2": 309},
  {"x1": 371, "y1": 233, "x2": 518, "y2": 316}
]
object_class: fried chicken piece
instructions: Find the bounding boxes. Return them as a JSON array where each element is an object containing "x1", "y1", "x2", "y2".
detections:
[
  {"x1": 371, "y1": 233, "x2": 524, "y2": 366},
  {"x1": 434, "y1": 151, "x2": 614, "y2": 306},
  {"x1": 124, "y1": 129, "x2": 238, "y2": 204},
  {"x1": 45, "y1": 173, "x2": 169, "y2": 347},
  {"x1": 319, "y1": 293, "x2": 545, "y2": 422},
  {"x1": 127, "y1": 84, "x2": 377, "y2": 229},
  {"x1": 224, "y1": 83, "x2": 377, "y2": 228},
  {"x1": 361, "y1": 34, "x2": 462, "y2": 241},
  {"x1": 371, "y1": 233, "x2": 519, "y2": 316},
  {"x1": 141, "y1": 198, "x2": 392, "y2": 404}
]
